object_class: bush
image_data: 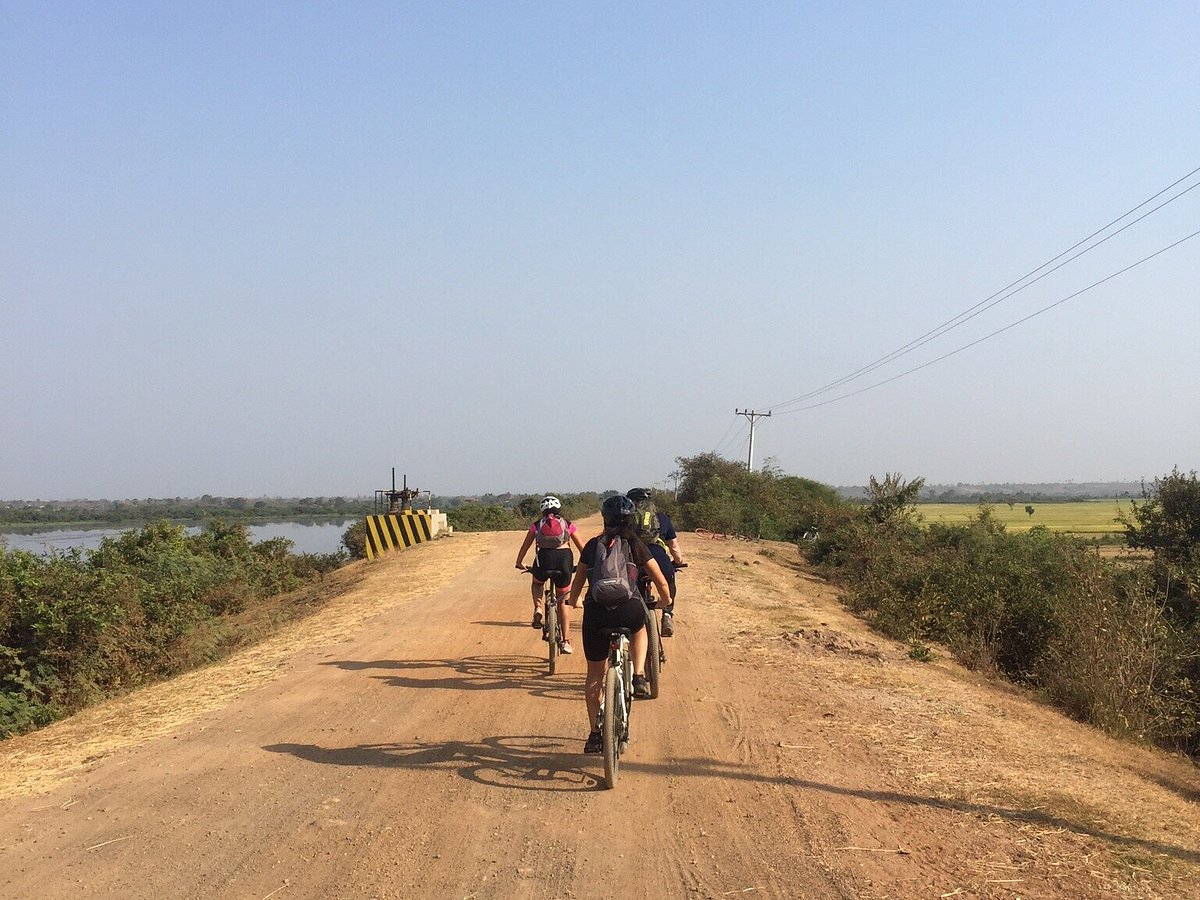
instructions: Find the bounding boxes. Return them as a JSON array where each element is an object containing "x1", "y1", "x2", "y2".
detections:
[
  {"x1": 675, "y1": 453, "x2": 841, "y2": 541},
  {"x1": 342, "y1": 522, "x2": 367, "y2": 559},
  {"x1": 446, "y1": 505, "x2": 524, "y2": 532},
  {"x1": 0, "y1": 519, "x2": 348, "y2": 738},
  {"x1": 811, "y1": 480, "x2": 1200, "y2": 756}
]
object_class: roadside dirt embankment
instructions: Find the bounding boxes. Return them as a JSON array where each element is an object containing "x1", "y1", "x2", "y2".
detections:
[{"x1": 1, "y1": 524, "x2": 1197, "y2": 899}]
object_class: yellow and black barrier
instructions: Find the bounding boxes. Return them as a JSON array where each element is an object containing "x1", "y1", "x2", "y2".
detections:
[{"x1": 364, "y1": 512, "x2": 433, "y2": 559}]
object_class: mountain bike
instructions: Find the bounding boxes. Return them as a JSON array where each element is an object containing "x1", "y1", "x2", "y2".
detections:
[
  {"x1": 599, "y1": 627, "x2": 634, "y2": 789},
  {"x1": 520, "y1": 567, "x2": 564, "y2": 675},
  {"x1": 637, "y1": 563, "x2": 684, "y2": 700}
]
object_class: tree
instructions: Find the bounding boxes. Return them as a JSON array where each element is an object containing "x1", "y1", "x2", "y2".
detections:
[
  {"x1": 1122, "y1": 468, "x2": 1200, "y2": 562},
  {"x1": 866, "y1": 473, "x2": 925, "y2": 526}
]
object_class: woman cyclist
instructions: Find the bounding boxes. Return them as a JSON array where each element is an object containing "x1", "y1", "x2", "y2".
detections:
[
  {"x1": 514, "y1": 496, "x2": 585, "y2": 654},
  {"x1": 566, "y1": 495, "x2": 672, "y2": 754}
]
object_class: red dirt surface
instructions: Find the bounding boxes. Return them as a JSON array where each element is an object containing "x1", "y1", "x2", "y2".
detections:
[{"x1": 2, "y1": 522, "x2": 1198, "y2": 899}]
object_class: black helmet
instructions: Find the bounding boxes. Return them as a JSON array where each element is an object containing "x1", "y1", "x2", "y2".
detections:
[
  {"x1": 626, "y1": 487, "x2": 652, "y2": 502},
  {"x1": 601, "y1": 494, "x2": 636, "y2": 528}
]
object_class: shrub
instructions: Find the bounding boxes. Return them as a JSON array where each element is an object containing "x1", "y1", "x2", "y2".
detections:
[
  {"x1": 812, "y1": 481, "x2": 1200, "y2": 756},
  {"x1": 0, "y1": 519, "x2": 348, "y2": 738},
  {"x1": 342, "y1": 521, "x2": 367, "y2": 559},
  {"x1": 675, "y1": 453, "x2": 841, "y2": 540}
]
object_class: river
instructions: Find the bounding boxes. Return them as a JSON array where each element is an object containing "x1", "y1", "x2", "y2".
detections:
[{"x1": 0, "y1": 520, "x2": 357, "y2": 556}]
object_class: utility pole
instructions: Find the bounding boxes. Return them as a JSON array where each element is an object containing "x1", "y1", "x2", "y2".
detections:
[{"x1": 735, "y1": 409, "x2": 771, "y2": 471}]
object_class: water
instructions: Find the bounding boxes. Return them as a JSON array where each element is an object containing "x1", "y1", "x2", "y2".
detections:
[{"x1": 0, "y1": 520, "x2": 357, "y2": 557}]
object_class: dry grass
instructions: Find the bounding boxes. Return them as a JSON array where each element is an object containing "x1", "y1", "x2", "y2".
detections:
[{"x1": 682, "y1": 530, "x2": 1200, "y2": 894}]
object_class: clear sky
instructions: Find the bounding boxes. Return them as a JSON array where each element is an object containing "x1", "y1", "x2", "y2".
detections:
[{"x1": 3, "y1": 2, "x2": 1197, "y2": 500}]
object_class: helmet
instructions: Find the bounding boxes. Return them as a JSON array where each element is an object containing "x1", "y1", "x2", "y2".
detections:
[
  {"x1": 601, "y1": 494, "x2": 636, "y2": 528},
  {"x1": 626, "y1": 487, "x2": 652, "y2": 502},
  {"x1": 540, "y1": 496, "x2": 562, "y2": 512}
]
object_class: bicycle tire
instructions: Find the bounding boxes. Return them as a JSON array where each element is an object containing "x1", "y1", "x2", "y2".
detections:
[
  {"x1": 545, "y1": 601, "x2": 559, "y2": 675},
  {"x1": 642, "y1": 600, "x2": 661, "y2": 699},
  {"x1": 602, "y1": 665, "x2": 621, "y2": 789}
]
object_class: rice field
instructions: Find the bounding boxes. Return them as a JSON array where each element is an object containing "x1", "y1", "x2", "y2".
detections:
[{"x1": 916, "y1": 499, "x2": 1135, "y2": 538}]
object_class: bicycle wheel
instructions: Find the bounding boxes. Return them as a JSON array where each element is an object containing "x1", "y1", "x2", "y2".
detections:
[
  {"x1": 602, "y1": 665, "x2": 621, "y2": 789},
  {"x1": 643, "y1": 599, "x2": 661, "y2": 700},
  {"x1": 545, "y1": 601, "x2": 559, "y2": 675}
]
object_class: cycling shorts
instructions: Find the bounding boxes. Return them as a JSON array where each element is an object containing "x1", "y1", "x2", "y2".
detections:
[
  {"x1": 581, "y1": 595, "x2": 647, "y2": 662},
  {"x1": 530, "y1": 548, "x2": 574, "y2": 590}
]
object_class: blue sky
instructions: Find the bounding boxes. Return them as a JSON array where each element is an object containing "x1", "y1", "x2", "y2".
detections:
[{"x1": 3, "y1": 2, "x2": 1197, "y2": 499}]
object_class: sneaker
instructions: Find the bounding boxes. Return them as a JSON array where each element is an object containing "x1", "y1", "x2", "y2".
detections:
[
  {"x1": 531, "y1": 611, "x2": 543, "y2": 629},
  {"x1": 584, "y1": 730, "x2": 603, "y2": 754},
  {"x1": 633, "y1": 675, "x2": 651, "y2": 699},
  {"x1": 660, "y1": 610, "x2": 674, "y2": 638},
  {"x1": 560, "y1": 640, "x2": 573, "y2": 655}
]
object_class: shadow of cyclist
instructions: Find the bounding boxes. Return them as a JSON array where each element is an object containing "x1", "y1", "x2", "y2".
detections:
[{"x1": 264, "y1": 734, "x2": 602, "y2": 792}]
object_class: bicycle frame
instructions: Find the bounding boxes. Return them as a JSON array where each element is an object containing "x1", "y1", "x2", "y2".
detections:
[{"x1": 599, "y1": 629, "x2": 633, "y2": 788}]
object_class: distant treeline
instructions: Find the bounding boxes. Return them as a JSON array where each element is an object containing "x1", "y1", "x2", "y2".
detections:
[
  {"x1": 2, "y1": 492, "x2": 623, "y2": 529},
  {"x1": 836, "y1": 481, "x2": 1143, "y2": 503},
  {"x1": 0, "y1": 496, "x2": 372, "y2": 526}
]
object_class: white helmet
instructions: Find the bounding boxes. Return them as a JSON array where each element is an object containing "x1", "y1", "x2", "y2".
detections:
[{"x1": 540, "y1": 495, "x2": 561, "y2": 512}]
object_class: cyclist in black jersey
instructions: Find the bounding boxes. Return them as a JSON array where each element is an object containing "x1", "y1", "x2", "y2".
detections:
[{"x1": 566, "y1": 495, "x2": 671, "y2": 753}]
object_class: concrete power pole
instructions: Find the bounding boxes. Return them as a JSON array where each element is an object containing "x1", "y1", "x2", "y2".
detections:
[{"x1": 735, "y1": 409, "x2": 771, "y2": 471}]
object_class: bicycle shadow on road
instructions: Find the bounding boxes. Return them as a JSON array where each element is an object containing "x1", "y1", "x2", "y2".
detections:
[
  {"x1": 322, "y1": 655, "x2": 583, "y2": 702},
  {"x1": 625, "y1": 756, "x2": 1200, "y2": 866},
  {"x1": 264, "y1": 734, "x2": 602, "y2": 793}
]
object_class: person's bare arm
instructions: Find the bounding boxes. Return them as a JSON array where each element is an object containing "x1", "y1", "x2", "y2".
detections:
[
  {"x1": 567, "y1": 563, "x2": 588, "y2": 606},
  {"x1": 644, "y1": 558, "x2": 672, "y2": 604},
  {"x1": 514, "y1": 531, "x2": 535, "y2": 568}
]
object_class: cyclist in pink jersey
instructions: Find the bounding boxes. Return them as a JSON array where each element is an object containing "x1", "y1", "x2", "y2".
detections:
[{"x1": 514, "y1": 496, "x2": 585, "y2": 653}]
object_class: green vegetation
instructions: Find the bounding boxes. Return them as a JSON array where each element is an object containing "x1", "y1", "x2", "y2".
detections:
[
  {"x1": 806, "y1": 470, "x2": 1200, "y2": 756},
  {"x1": 917, "y1": 499, "x2": 1134, "y2": 538},
  {"x1": 0, "y1": 496, "x2": 369, "y2": 528},
  {"x1": 678, "y1": 455, "x2": 1200, "y2": 756},
  {"x1": 445, "y1": 492, "x2": 606, "y2": 534},
  {"x1": 0, "y1": 520, "x2": 346, "y2": 737},
  {"x1": 674, "y1": 453, "x2": 839, "y2": 541}
]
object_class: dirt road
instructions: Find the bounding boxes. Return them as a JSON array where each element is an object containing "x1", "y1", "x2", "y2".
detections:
[{"x1": 2, "y1": 524, "x2": 1198, "y2": 899}]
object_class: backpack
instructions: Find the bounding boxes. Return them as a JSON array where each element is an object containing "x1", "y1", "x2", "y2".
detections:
[
  {"x1": 632, "y1": 498, "x2": 661, "y2": 542},
  {"x1": 534, "y1": 514, "x2": 571, "y2": 550},
  {"x1": 590, "y1": 535, "x2": 637, "y2": 607}
]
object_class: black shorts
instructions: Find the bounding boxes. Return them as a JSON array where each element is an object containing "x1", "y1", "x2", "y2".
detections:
[
  {"x1": 530, "y1": 547, "x2": 573, "y2": 589},
  {"x1": 581, "y1": 596, "x2": 647, "y2": 662}
]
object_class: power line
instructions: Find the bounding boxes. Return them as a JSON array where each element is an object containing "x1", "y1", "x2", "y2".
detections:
[
  {"x1": 773, "y1": 226, "x2": 1200, "y2": 414},
  {"x1": 765, "y1": 165, "x2": 1200, "y2": 413},
  {"x1": 710, "y1": 415, "x2": 740, "y2": 455}
]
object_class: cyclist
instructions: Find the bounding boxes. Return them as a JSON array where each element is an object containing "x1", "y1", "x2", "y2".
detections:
[
  {"x1": 566, "y1": 494, "x2": 672, "y2": 753},
  {"x1": 626, "y1": 487, "x2": 685, "y2": 636},
  {"x1": 514, "y1": 496, "x2": 585, "y2": 654}
]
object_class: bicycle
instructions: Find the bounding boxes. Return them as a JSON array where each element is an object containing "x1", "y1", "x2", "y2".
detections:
[
  {"x1": 637, "y1": 562, "x2": 685, "y2": 700},
  {"x1": 520, "y1": 567, "x2": 565, "y2": 675},
  {"x1": 598, "y1": 626, "x2": 634, "y2": 789}
]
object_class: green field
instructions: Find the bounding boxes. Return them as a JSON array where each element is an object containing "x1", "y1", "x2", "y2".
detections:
[{"x1": 916, "y1": 500, "x2": 1134, "y2": 537}]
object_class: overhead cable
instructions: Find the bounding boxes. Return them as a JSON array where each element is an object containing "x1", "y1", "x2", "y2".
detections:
[
  {"x1": 766, "y1": 165, "x2": 1200, "y2": 413},
  {"x1": 773, "y1": 227, "x2": 1200, "y2": 414}
]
